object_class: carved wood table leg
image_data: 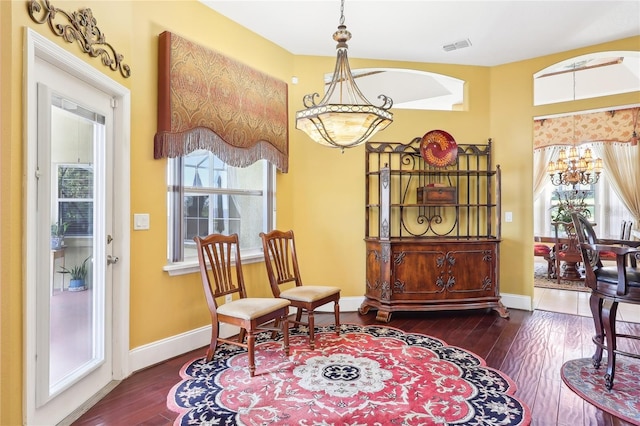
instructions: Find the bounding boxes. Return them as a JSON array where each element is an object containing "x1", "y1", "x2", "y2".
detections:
[{"x1": 560, "y1": 261, "x2": 582, "y2": 280}]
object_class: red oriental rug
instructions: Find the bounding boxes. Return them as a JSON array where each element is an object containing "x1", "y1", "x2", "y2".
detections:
[
  {"x1": 561, "y1": 358, "x2": 640, "y2": 425},
  {"x1": 167, "y1": 324, "x2": 531, "y2": 425}
]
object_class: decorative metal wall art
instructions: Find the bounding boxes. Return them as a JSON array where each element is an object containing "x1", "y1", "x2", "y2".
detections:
[{"x1": 27, "y1": 0, "x2": 131, "y2": 78}]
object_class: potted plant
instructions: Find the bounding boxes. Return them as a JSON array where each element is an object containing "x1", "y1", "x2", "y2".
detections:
[
  {"x1": 58, "y1": 256, "x2": 90, "y2": 291},
  {"x1": 51, "y1": 221, "x2": 68, "y2": 250}
]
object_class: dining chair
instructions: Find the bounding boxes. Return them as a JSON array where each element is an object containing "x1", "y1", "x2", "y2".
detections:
[
  {"x1": 534, "y1": 238, "x2": 555, "y2": 279},
  {"x1": 551, "y1": 220, "x2": 584, "y2": 283},
  {"x1": 194, "y1": 233, "x2": 290, "y2": 377},
  {"x1": 599, "y1": 220, "x2": 633, "y2": 263},
  {"x1": 571, "y1": 212, "x2": 640, "y2": 390},
  {"x1": 260, "y1": 229, "x2": 340, "y2": 349}
]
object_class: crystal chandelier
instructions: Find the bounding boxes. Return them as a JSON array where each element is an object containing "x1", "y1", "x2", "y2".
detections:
[
  {"x1": 295, "y1": 0, "x2": 393, "y2": 150},
  {"x1": 548, "y1": 145, "x2": 602, "y2": 188}
]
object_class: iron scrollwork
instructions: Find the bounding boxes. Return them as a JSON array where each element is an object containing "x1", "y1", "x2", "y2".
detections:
[
  {"x1": 27, "y1": 0, "x2": 131, "y2": 78},
  {"x1": 381, "y1": 218, "x2": 390, "y2": 240}
]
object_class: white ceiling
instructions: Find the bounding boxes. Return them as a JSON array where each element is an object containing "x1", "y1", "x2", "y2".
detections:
[{"x1": 200, "y1": 1, "x2": 640, "y2": 67}]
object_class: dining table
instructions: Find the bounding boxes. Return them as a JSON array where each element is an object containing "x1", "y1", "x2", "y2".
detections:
[{"x1": 534, "y1": 235, "x2": 584, "y2": 281}]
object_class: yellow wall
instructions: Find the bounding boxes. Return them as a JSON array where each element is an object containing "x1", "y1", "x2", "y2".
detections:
[
  {"x1": 288, "y1": 55, "x2": 492, "y2": 303},
  {"x1": 1, "y1": 0, "x2": 638, "y2": 423},
  {"x1": 490, "y1": 37, "x2": 640, "y2": 297}
]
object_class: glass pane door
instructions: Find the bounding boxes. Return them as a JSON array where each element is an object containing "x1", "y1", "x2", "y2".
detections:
[{"x1": 37, "y1": 88, "x2": 109, "y2": 404}]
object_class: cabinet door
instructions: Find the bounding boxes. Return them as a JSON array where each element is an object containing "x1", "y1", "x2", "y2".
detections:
[
  {"x1": 391, "y1": 243, "x2": 497, "y2": 301},
  {"x1": 365, "y1": 241, "x2": 392, "y2": 301},
  {"x1": 444, "y1": 245, "x2": 497, "y2": 298}
]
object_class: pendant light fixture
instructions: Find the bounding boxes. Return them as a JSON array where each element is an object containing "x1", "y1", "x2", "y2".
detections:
[
  {"x1": 547, "y1": 66, "x2": 603, "y2": 189},
  {"x1": 295, "y1": 0, "x2": 393, "y2": 150},
  {"x1": 547, "y1": 142, "x2": 603, "y2": 188}
]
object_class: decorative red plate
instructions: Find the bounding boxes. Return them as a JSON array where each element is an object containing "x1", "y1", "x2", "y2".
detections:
[{"x1": 420, "y1": 130, "x2": 458, "y2": 167}]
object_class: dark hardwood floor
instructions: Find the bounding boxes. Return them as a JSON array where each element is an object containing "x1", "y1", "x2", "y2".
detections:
[{"x1": 72, "y1": 309, "x2": 638, "y2": 426}]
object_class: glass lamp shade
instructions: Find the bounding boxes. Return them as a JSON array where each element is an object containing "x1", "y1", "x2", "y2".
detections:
[
  {"x1": 578, "y1": 158, "x2": 588, "y2": 171},
  {"x1": 594, "y1": 158, "x2": 603, "y2": 172},
  {"x1": 295, "y1": 19, "x2": 393, "y2": 149},
  {"x1": 568, "y1": 146, "x2": 579, "y2": 161},
  {"x1": 296, "y1": 105, "x2": 392, "y2": 148}
]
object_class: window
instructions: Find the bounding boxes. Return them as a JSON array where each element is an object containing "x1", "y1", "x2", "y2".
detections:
[
  {"x1": 56, "y1": 164, "x2": 93, "y2": 236},
  {"x1": 548, "y1": 184, "x2": 595, "y2": 237},
  {"x1": 167, "y1": 149, "x2": 275, "y2": 264},
  {"x1": 534, "y1": 162, "x2": 632, "y2": 239},
  {"x1": 347, "y1": 68, "x2": 465, "y2": 111},
  {"x1": 533, "y1": 52, "x2": 640, "y2": 106}
]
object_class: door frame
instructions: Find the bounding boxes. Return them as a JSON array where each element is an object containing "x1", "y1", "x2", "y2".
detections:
[{"x1": 23, "y1": 28, "x2": 131, "y2": 423}]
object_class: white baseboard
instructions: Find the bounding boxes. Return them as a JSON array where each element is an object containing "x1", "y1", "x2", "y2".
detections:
[
  {"x1": 500, "y1": 292, "x2": 533, "y2": 311},
  {"x1": 128, "y1": 324, "x2": 214, "y2": 373},
  {"x1": 314, "y1": 296, "x2": 363, "y2": 313},
  {"x1": 127, "y1": 294, "x2": 530, "y2": 374},
  {"x1": 128, "y1": 296, "x2": 363, "y2": 373}
]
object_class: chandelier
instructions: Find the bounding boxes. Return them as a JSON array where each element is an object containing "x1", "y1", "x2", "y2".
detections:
[
  {"x1": 295, "y1": 0, "x2": 393, "y2": 150},
  {"x1": 548, "y1": 145, "x2": 602, "y2": 188}
]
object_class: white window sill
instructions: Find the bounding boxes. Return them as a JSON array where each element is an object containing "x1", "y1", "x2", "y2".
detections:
[{"x1": 162, "y1": 250, "x2": 265, "y2": 276}]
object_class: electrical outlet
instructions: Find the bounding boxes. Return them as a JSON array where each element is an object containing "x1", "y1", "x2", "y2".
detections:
[{"x1": 225, "y1": 294, "x2": 232, "y2": 303}]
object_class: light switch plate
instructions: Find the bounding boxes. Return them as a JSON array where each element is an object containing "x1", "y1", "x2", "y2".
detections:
[
  {"x1": 134, "y1": 213, "x2": 150, "y2": 230},
  {"x1": 505, "y1": 212, "x2": 513, "y2": 223}
]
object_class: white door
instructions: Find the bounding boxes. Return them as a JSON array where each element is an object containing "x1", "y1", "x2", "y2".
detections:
[{"x1": 25, "y1": 30, "x2": 130, "y2": 425}]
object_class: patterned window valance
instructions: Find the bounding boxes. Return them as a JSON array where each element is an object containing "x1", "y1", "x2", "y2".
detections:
[
  {"x1": 154, "y1": 31, "x2": 289, "y2": 172},
  {"x1": 534, "y1": 107, "x2": 639, "y2": 150}
]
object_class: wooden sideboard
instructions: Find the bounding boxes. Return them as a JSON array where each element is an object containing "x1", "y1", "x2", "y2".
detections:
[
  {"x1": 361, "y1": 238, "x2": 506, "y2": 322},
  {"x1": 360, "y1": 138, "x2": 507, "y2": 322}
]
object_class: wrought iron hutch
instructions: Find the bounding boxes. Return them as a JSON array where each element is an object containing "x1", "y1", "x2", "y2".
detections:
[{"x1": 360, "y1": 137, "x2": 507, "y2": 322}]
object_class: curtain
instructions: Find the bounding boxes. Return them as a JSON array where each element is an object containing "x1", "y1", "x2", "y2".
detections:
[
  {"x1": 154, "y1": 32, "x2": 289, "y2": 172},
  {"x1": 533, "y1": 146, "x2": 558, "y2": 200},
  {"x1": 534, "y1": 107, "x2": 639, "y2": 149},
  {"x1": 592, "y1": 142, "x2": 640, "y2": 230}
]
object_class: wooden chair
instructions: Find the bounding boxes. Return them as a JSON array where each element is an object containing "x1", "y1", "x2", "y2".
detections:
[
  {"x1": 194, "y1": 233, "x2": 291, "y2": 376},
  {"x1": 551, "y1": 220, "x2": 584, "y2": 282},
  {"x1": 260, "y1": 229, "x2": 340, "y2": 349},
  {"x1": 534, "y1": 238, "x2": 555, "y2": 279},
  {"x1": 571, "y1": 212, "x2": 640, "y2": 390},
  {"x1": 600, "y1": 220, "x2": 633, "y2": 263}
]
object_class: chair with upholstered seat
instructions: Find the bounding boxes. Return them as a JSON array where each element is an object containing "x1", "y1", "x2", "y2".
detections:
[
  {"x1": 571, "y1": 212, "x2": 640, "y2": 390},
  {"x1": 534, "y1": 238, "x2": 555, "y2": 279},
  {"x1": 194, "y1": 233, "x2": 291, "y2": 377},
  {"x1": 260, "y1": 229, "x2": 340, "y2": 349},
  {"x1": 600, "y1": 220, "x2": 633, "y2": 263}
]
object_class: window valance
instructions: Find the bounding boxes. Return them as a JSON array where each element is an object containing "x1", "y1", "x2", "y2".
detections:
[
  {"x1": 534, "y1": 107, "x2": 639, "y2": 150},
  {"x1": 154, "y1": 31, "x2": 289, "y2": 172}
]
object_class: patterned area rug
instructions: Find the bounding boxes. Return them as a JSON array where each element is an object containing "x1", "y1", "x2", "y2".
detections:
[
  {"x1": 561, "y1": 358, "x2": 640, "y2": 425},
  {"x1": 168, "y1": 324, "x2": 531, "y2": 425},
  {"x1": 534, "y1": 263, "x2": 589, "y2": 292}
]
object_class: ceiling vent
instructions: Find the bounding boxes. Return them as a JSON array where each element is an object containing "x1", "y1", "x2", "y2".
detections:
[{"x1": 443, "y1": 39, "x2": 472, "y2": 52}]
